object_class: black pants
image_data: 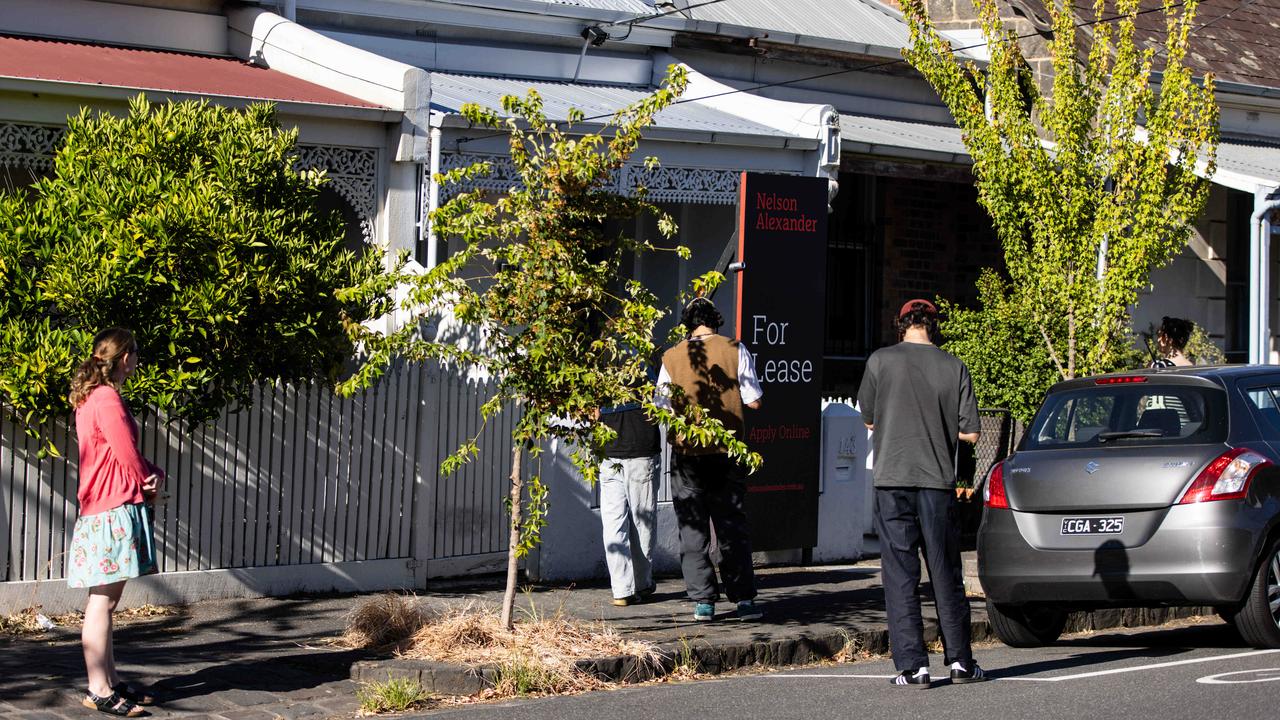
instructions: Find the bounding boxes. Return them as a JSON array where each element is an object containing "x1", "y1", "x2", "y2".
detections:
[
  {"x1": 874, "y1": 487, "x2": 973, "y2": 671},
  {"x1": 670, "y1": 453, "x2": 757, "y2": 604}
]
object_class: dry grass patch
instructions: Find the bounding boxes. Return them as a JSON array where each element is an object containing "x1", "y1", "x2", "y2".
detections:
[
  {"x1": 664, "y1": 636, "x2": 706, "y2": 682},
  {"x1": 832, "y1": 629, "x2": 879, "y2": 663},
  {"x1": 1, "y1": 608, "x2": 51, "y2": 636},
  {"x1": 407, "y1": 601, "x2": 661, "y2": 696},
  {"x1": 1, "y1": 607, "x2": 86, "y2": 636},
  {"x1": 3, "y1": 603, "x2": 182, "y2": 638},
  {"x1": 118, "y1": 603, "x2": 180, "y2": 620},
  {"x1": 343, "y1": 593, "x2": 426, "y2": 650},
  {"x1": 342, "y1": 595, "x2": 662, "y2": 697}
]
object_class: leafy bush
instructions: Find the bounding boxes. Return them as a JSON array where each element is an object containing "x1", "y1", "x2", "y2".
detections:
[
  {"x1": 0, "y1": 96, "x2": 391, "y2": 444},
  {"x1": 939, "y1": 271, "x2": 1061, "y2": 423}
]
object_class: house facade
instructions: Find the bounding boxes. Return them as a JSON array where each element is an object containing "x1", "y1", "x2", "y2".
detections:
[
  {"x1": 24, "y1": 0, "x2": 1247, "y2": 598},
  {"x1": 0, "y1": 0, "x2": 1012, "y2": 599}
]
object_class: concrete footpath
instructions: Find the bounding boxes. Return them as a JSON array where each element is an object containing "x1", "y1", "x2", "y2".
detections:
[{"x1": 0, "y1": 554, "x2": 1211, "y2": 719}]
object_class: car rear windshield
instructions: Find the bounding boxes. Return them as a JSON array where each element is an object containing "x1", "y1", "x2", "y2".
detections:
[{"x1": 1023, "y1": 383, "x2": 1228, "y2": 450}]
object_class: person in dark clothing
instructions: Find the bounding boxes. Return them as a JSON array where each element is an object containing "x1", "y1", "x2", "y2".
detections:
[
  {"x1": 656, "y1": 297, "x2": 764, "y2": 622},
  {"x1": 1151, "y1": 316, "x2": 1194, "y2": 368},
  {"x1": 596, "y1": 401, "x2": 661, "y2": 606},
  {"x1": 857, "y1": 298, "x2": 987, "y2": 688}
]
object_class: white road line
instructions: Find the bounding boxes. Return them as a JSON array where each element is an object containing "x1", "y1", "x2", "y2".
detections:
[
  {"x1": 1001, "y1": 649, "x2": 1280, "y2": 682},
  {"x1": 770, "y1": 649, "x2": 1280, "y2": 683},
  {"x1": 769, "y1": 674, "x2": 896, "y2": 679},
  {"x1": 1197, "y1": 668, "x2": 1280, "y2": 684}
]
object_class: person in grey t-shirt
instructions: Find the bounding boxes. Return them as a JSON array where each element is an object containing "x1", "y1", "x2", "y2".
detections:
[{"x1": 857, "y1": 298, "x2": 986, "y2": 688}]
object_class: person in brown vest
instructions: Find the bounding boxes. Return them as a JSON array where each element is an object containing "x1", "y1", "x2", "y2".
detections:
[{"x1": 656, "y1": 297, "x2": 764, "y2": 622}]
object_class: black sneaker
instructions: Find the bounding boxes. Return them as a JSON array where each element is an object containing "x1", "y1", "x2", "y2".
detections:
[
  {"x1": 890, "y1": 668, "x2": 931, "y2": 688},
  {"x1": 950, "y1": 660, "x2": 988, "y2": 683}
]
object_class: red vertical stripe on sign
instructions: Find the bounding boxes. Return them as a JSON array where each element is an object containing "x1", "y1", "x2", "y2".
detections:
[{"x1": 736, "y1": 171, "x2": 748, "y2": 340}]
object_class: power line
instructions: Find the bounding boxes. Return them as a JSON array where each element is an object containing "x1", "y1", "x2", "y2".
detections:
[
  {"x1": 575, "y1": 0, "x2": 730, "y2": 81},
  {"x1": 458, "y1": 1, "x2": 1194, "y2": 147}
]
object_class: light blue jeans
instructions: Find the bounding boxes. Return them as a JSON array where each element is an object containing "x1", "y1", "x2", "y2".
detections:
[{"x1": 599, "y1": 455, "x2": 659, "y2": 599}]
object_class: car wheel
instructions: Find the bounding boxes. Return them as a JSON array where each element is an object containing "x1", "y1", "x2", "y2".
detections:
[
  {"x1": 986, "y1": 601, "x2": 1067, "y2": 648},
  {"x1": 1234, "y1": 537, "x2": 1280, "y2": 649}
]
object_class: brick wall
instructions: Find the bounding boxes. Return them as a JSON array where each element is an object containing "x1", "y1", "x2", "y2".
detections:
[
  {"x1": 885, "y1": 0, "x2": 1056, "y2": 88},
  {"x1": 877, "y1": 175, "x2": 1003, "y2": 345}
]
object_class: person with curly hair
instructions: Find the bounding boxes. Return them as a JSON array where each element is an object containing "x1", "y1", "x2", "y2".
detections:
[
  {"x1": 655, "y1": 297, "x2": 764, "y2": 623},
  {"x1": 67, "y1": 328, "x2": 164, "y2": 717},
  {"x1": 1151, "y1": 316, "x2": 1195, "y2": 368}
]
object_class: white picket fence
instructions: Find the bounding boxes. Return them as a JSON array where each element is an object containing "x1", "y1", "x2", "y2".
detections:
[{"x1": 0, "y1": 363, "x2": 516, "y2": 612}]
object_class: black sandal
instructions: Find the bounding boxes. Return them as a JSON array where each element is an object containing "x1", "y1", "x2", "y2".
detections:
[
  {"x1": 82, "y1": 690, "x2": 145, "y2": 717},
  {"x1": 112, "y1": 682, "x2": 155, "y2": 706}
]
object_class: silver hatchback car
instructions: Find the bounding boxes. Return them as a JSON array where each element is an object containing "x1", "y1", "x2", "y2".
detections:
[{"x1": 978, "y1": 367, "x2": 1280, "y2": 648}]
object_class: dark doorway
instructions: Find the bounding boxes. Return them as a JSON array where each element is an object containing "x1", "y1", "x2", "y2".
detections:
[{"x1": 823, "y1": 172, "x2": 880, "y2": 397}]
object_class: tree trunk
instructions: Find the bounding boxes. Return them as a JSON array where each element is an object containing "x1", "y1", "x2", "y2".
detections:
[{"x1": 499, "y1": 443, "x2": 524, "y2": 631}]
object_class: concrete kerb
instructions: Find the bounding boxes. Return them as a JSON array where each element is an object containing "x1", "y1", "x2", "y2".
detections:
[
  {"x1": 350, "y1": 659, "x2": 499, "y2": 696},
  {"x1": 347, "y1": 605, "x2": 1216, "y2": 694}
]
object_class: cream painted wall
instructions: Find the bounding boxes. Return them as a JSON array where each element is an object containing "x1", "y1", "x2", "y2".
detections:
[{"x1": 1133, "y1": 185, "x2": 1231, "y2": 356}]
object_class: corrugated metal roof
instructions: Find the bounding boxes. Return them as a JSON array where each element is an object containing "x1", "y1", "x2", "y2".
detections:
[
  {"x1": 543, "y1": 0, "x2": 910, "y2": 50},
  {"x1": 840, "y1": 114, "x2": 970, "y2": 161},
  {"x1": 430, "y1": 72, "x2": 797, "y2": 137},
  {"x1": 683, "y1": 0, "x2": 909, "y2": 49},
  {"x1": 1215, "y1": 139, "x2": 1280, "y2": 187},
  {"x1": 0, "y1": 33, "x2": 382, "y2": 108}
]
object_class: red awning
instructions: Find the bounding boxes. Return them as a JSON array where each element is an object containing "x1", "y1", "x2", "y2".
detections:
[{"x1": 0, "y1": 34, "x2": 382, "y2": 109}]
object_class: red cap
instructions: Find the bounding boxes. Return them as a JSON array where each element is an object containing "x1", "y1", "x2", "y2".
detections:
[{"x1": 898, "y1": 298, "x2": 938, "y2": 318}]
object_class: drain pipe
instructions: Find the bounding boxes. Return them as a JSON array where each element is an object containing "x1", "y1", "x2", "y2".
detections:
[
  {"x1": 1250, "y1": 193, "x2": 1280, "y2": 364},
  {"x1": 424, "y1": 125, "x2": 443, "y2": 269},
  {"x1": 280, "y1": 0, "x2": 296, "y2": 21}
]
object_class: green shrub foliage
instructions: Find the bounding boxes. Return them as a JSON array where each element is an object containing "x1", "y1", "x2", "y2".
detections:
[{"x1": 0, "y1": 96, "x2": 390, "y2": 442}]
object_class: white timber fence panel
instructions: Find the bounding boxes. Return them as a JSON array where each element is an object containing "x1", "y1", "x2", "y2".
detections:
[{"x1": 0, "y1": 362, "x2": 516, "y2": 612}]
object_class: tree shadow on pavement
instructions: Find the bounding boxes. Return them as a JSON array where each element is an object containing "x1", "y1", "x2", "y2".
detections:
[{"x1": 0, "y1": 596, "x2": 371, "y2": 712}]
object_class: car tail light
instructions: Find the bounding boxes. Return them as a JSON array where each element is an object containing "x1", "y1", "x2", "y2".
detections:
[
  {"x1": 984, "y1": 461, "x2": 1009, "y2": 509},
  {"x1": 1095, "y1": 376, "x2": 1148, "y2": 385},
  {"x1": 1178, "y1": 447, "x2": 1271, "y2": 504}
]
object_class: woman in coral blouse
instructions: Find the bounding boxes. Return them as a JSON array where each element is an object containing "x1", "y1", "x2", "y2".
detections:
[{"x1": 67, "y1": 328, "x2": 164, "y2": 717}]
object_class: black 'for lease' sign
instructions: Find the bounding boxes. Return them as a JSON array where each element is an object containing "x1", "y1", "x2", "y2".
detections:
[{"x1": 735, "y1": 172, "x2": 828, "y2": 552}]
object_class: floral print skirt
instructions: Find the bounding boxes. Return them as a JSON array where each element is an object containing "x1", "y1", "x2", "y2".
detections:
[{"x1": 67, "y1": 503, "x2": 157, "y2": 589}]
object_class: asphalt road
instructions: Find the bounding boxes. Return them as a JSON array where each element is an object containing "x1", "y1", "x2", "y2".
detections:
[{"x1": 415, "y1": 620, "x2": 1280, "y2": 720}]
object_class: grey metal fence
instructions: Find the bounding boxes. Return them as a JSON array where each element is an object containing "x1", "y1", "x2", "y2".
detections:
[{"x1": 1, "y1": 362, "x2": 515, "y2": 590}]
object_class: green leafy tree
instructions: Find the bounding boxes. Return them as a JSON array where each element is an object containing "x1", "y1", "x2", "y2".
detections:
[
  {"x1": 0, "y1": 96, "x2": 391, "y2": 446},
  {"x1": 899, "y1": 0, "x2": 1219, "y2": 419},
  {"x1": 340, "y1": 66, "x2": 760, "y2": 629}
]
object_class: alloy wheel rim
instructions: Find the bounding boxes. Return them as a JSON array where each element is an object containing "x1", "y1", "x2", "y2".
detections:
[{"x1": 1269, "y1": 549, "x2": 1280, "y2": 629}]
